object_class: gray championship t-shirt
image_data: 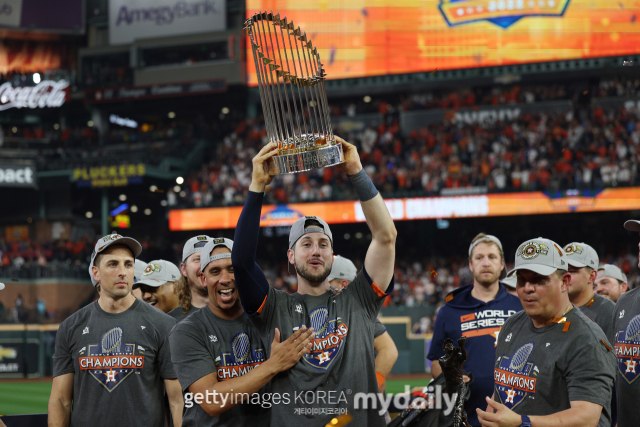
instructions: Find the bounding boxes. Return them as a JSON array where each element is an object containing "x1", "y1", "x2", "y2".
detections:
[
  {"x1": 374, "y1": 318, "x2": 386, "y2": 338},
  {"x1": 580, "y1": 294, "x2": 615, "y2": 340},
  {"x1": 494, "y1": 308, "x2": 616, "y2": 427},
  {"x1": 250, "y1": 271, "x2": 388, "y2": 427},
  {"x1": 168, "y1": 304, "x2": 200, "y2": 323},
  {"x1": 52, "y1": 299, "x2": 177, "y2": 427},
  {"x1": 169, "y1": 307, "x2": 268, "y2": 427},
  {"x1": 612, "y1": 286, "x2": 640, "y2": 427}
]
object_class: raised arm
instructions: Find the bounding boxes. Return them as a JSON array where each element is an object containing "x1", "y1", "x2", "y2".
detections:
[
  {"x1": 231, "y1": 142, "x2": 280, "y2": 315},
  {"x1": 335, "y1": 136, "x2": 397, "y2": 291}
]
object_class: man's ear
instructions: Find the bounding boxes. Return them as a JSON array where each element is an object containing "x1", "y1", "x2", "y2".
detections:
[
  {"x1": 561, "y1": 272, "x2": 571, "y2": 291},
  {"x1": 92, "y1": 265, "x2": 100, "y2": 283},
  {"x1": 180, "y1": 262, "x2": 188, "y2": 277},
  {"x1": 622, "y1": 282, "x2": 629, "y2": 293},
  {"x1": 287, "y1": 248, "x2": 295, "y2": 265},
  {"x1": 200, "y1": 272, "x2": 206, "y2": 287}
]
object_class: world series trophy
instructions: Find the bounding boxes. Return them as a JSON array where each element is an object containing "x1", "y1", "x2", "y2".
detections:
[
  {"x1": 440, "y1": 337, "x2": 471, "y2": 427},
  {"x1": 244, "y1": 11, "x2": 344, "y2": 175}
]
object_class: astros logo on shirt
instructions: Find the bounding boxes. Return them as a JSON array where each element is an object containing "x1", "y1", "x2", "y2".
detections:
[
  {"x1": 494, "y1": 342, "x2": 538, "y2": 409},
  {"x1": 217, "y1": 331, "x2": 265, "y2": 381},
  {"x1": 615, "y1": 314, "x2": 640, "y2": 384},
  {"x1": 301, "y1": 307, "x2": 349, "y2": 371},
  {"x1": 79, "y1": 327, "x2": 145, "y2": 392}
]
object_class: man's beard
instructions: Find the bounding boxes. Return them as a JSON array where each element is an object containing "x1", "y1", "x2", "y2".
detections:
[
  {"x1": 295, "y1": 258, "x2": 332, "y2": 285},
  {"x1": 189, "y1": 274, "x2": 208, "y2": 297},
  {"x1": 474, "y1": 270, "x2": 500, "y2": 287}
]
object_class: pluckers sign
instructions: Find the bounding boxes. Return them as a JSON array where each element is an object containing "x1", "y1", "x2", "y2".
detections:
[
  {"x1": 0, "y1": 80, "x2": 69, "y2": 111},
  {"x1": 72, "y1": 164, "x2": 146, "y2": 188}
]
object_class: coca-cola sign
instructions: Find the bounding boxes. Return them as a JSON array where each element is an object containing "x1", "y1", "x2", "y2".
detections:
[{"x1": 0, "y1": 80, "x2": 69, "y2": 111}]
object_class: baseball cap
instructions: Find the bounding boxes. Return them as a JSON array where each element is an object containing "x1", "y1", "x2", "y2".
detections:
[
  {"x1": 289, "y1": 216, "x2": 333, "y2": 249},
  {"x1": 597, "y1": 264, "x2": 628, "y2": 283},
  {"x1": 327, "y1": 255, "x2": 357, "y2": 282},
  {"x1": 134, "y1": 260, "x2": 181, "y2": 288},
  {"x1": 134, "y1": 259, "x2": 148, "y2": 282},
  {"x1": 182, "y1": 235, "x2": 212, "y2": 263},
  {"x1": 563, "y1": 242, "x2": 599, "y2": 269},
  {"x1": 90, "y1": 233, "x2": 142, "y2": 266},
  {"x1": 509, "y1": 237, "x2": 568, "y2": 276},
  {"x1": 624, "y1": 220, "x2": 640, "y2": 233},
  {"x1": 200, "y1": 238, "x2": 234, "y2": 273},
  {"x1": 501, "y1": 271, "x2": 517, "y2": 289}
]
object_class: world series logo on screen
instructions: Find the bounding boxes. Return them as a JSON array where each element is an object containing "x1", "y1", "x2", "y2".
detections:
[{"x1": 439, "y1": 0, "x2": 571, "y2": 28}]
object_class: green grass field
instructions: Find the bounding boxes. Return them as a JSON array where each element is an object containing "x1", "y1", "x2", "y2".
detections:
[{"x1": 0, "y1": 378, "x2": 430, "y2": 415}]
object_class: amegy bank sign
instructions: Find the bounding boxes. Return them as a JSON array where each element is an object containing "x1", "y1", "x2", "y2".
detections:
[
  {"x1": 109, "y1": 0, "x2": 226, "y2": 45},
  {"x1": 0, "y1": 80, "x2": 69, "y2": 111}
]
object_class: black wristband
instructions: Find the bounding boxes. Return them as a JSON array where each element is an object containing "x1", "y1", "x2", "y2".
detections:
[{"x1": 348, "y1": 169, "x2": 378, "y2": 202}]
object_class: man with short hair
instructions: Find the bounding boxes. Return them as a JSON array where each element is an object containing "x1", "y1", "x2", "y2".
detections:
[
  {"x1": 169, "y1": 238, "x2": 314, "y2": 426},
  {"x1": 610, "y1": 221, "x2": 640, "y2": 427},
  {"x1": 564, "y1": 242, "x2": 615, "y2": 339},
  {"x1": 48, "y1": 234, "x2": 183, "y2": 427},
  {"x1": 328, "y1": 255, "x2": 399, "y2": 394},
  {"x1": 428, "y1": 233, "x2": 521, "y2": 427},
  {"x1": 169, "y1": 235, "x2": 212, "y2": 322},
  {"x1": 594, "y1": 264, "x2": 628, "y2": 303},
  {"x1": 478, "y1": 237, "x2": 616, "y2": 427},
  {"x1": 134, "y1": 260, "x2": 181, "y2": 314},
  {"x1": 232, "y1": 137, "x2": 397, "y2": 426}
]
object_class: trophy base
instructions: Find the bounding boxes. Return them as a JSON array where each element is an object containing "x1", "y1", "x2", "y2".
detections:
[{"x1": 267, "y1": 142, "x2": 344, "y2": 175}]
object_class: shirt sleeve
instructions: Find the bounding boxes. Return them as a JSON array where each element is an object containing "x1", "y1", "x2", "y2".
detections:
[
  {"x1": 426, "y1": 307, "x2": 449, "y2": 361},
  {"x1": 563, "y1": 332, "x2": 616, "y2": 407},
  {"x1": 374, "y1": 318, "x2": 387, "y2": 338},
  {"x1": 344, "y1": 268, "x2": 390, "y2": 321},
  {"x1": 169, "y1": 323, "x2": 216, "y2": 393},
  {"x1": 157, "y1": 318, "x2": 178, "y2": 379},
  {"x1": 250, "y1": 286, "x2": 286, "y2": 336},
  {"x1": 52, "y1": 321, "x2": 74, "y2": 377}
]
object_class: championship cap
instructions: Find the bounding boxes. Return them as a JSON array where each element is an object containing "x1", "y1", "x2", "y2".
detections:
[
  {"x1": 133, "y1": 260, "x2": 181, "y2": 288},
  {"x1": 563, "y1": 242, "x2": 599, "y2": 269},
  {"x1": 597, "y1": 264, "x2": 628, "y2": 283},
  {"x1": 200, "y1": 238, "x2": 234, "y2": 273},
  {"x1": 509, "y1": 237, "x2": 567, "y2": 276},
  {"x1": 182, "y1": 235, "x2": 212, "y2": 263},
  {"x1": 134, "y1": 259, "x2": 148, "y2": 282},
  {"x1": 624, "y1": 220, "x2": 640, "y2": 234},
  {"x1": 289, "y1": 216, "x2": 333, "y2": 249},
  {"x1": 501, "y1": 271, "x2": 517, "y2": 289},
  {"x1": 327, "y1": 255, "x2": 357, "y2": 282},
  {"x1": 89, "y1": 233, "x2": 142, "y2": 285}
]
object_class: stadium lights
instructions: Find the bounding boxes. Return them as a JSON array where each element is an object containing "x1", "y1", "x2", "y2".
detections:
[
  {"x1": 176, "y1": 176, "x2": 184, "y2": 184},
  {"x1": 179, "y1": 191, "x2": 186, "y2": 197},
  {"x1": 53, "y1": 123, "x2": 59, "y2": 130},
  {"x1": 161, "y1": 200, "x2": 168, "y2": 206},
  {"x1": 33, "y1": 73, "x2": 41, "y2": 84},
  {"x1": 87, "y1": 120, "x2": 94, "y2": 127},
  {"x1": 86, "y1": 212, "x2": 93, "y2": 219},
  {"x1": 149, "y1": 185, "x2": 158, "y2": 192},
  {"x1": 344, "y1": 233, "x2": 350, "y2": 240},
  {"x1": 173, "y1": 185, "x2": 181, "y2": 193},
  {"x1": 130, "y1": 205, "x2": 138, "y2": 213},
  {"x1": 363, "y1": 96, "x2": 372, "y2": 103},
  {"x1": 144, "y1": 209, "x2": 152, "y2": 215},
  {"x1": 11, "y1": 127, "x2": 17, "y2": 133},
  {"x1": 168, "y1": 112, "x2": 176, "y2": 119},
  {"x1": 119, "y1": 194, "x2": 127, "y2": 201},
  {"x1": 355, "y1": 232, "x2": 363, "y2": 239},
  {"x1": 221, "y1": 107, "x2": 230, "y2": 114}
]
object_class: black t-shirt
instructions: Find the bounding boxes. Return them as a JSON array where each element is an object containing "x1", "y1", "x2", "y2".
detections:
[
  {"x1": 612, "y1": 286, "x2": 640, "y2": 427},
  {"x1": 494, "y1": 308, "x2": 616, "y2": 427},
  {"x1": 167, "y1": 304, "x2": 200, "y2": 323},
  {"x1": 53, "y1": 299, "x2": 177, "y2": 427},
  {"x1": 169, "y1": 307, "x2": 268, "y2": 427}
]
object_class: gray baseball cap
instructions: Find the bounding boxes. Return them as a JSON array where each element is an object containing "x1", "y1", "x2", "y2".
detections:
[
  {"x1": 134, "y1": 259, "x2": 148, "y2": 282},
  {"x1": 501, "y1": 271, "x2": 517, "y2": 289},
  {"x1": 182, "y1": 235, "x2": 212, "y2": 264},
  {"x1": 200, "y1": 238, "x2": 234, "y2": 273},
  {"x1": 624, "y1": 220, "x2": 640, "y2": 233},
  {"x1": 89, "y1": 233, "x2": 142, "y2": 284},
  {"x1": 134, "y1": 260, "x2": 181, "y2": 288},
  {"x1": 328, "y1": 255, "x2": 357, "y2": 282},
  {"x1": 597, "y1": 264, "x2": 628, "y2": 283},
  {"x1": 509, "y1": 237, "x2": 568, "y2": 276},
  {"x1": 563, "y1": 242, "x2": 599, "y2": 269},
  {"x1": 289, "y1": 216, "x2": 333, "y2": 249}
]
